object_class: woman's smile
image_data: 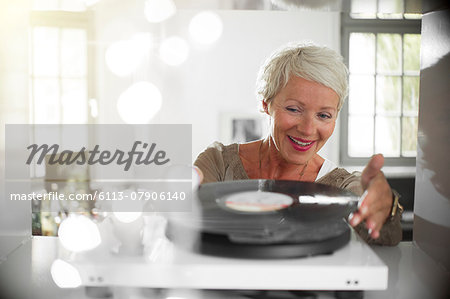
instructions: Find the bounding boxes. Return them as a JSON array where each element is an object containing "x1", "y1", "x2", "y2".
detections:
[{"x1": 287, "y1": 135, "x2": 315, "y2": 151}]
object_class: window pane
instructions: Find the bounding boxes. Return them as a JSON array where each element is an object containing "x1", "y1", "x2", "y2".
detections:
[
  {"x1": 378, "y1": 0, "x2": 403, "y2": 19},
  {"x1": 61, "y1": 28, "x2": 87, "y2": 77},
  {"x1": 348, "y1": 115, "x2": 374, "y2": 157},
  {"x1": 350, "y1": 0, "x2": 376, "y2": 19},
  {"x1": 349, "y1": 33, "x2": 375, "y2": 74},
  {"x1": 61, "y1": 126, "x2": 89, "y2": 152},
  {"x1": 33, "y1": 0, "x2": 87, "y2": 11},
  {"x1": 33, "y1": 27, "x2": 59, "y2": 76},
  {"x1": 377, "y1": 34, "x2": 402, "y2": 74},
  {"x1": 32, "y1": 0, "x2": 59, "y2": 11},
  {"x1": 402, "y1": 117, "x2": 418, "y2": 156},
  {"x1": 60, "y1": 0, "x2": 86, "y2": 12},
  {"x1": 404, "y1": 34, "x2": 421, "y2": 73},
  {"x1": 62, "y1": 79, "x2": 87, "y2": 124},
  {"x1": 403, "y1": 76, "x2": 419, "y2": 115},
  {"x1": 33, "y1": 79, "x2": 60, "y2": 123},
  {"x1": 33, "y1": 126, "x2": 61, "y2": 177},
  {"x1": 375, "y1": 116, "x2": 400, "y2": 156},
  {"x1": 376, "y1": 75, "x2": 401, "y2": 114},
  {"x1": 349, "y1": 75, "x2": 375, "y2": 114}
]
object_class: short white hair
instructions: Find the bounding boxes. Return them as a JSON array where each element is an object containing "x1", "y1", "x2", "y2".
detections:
[{"x1": 255, "y1": 42, "x2": 348, "y2": 111}]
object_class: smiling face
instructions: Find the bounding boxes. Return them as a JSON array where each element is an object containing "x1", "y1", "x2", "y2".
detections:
[{"x1": 264, "y1": 76, "x2": 339, "y2": 165}]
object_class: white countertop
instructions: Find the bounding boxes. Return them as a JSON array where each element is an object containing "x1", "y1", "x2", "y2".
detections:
[{"x1": 0, "y1": 235, "x2": 448, "y2": 299}]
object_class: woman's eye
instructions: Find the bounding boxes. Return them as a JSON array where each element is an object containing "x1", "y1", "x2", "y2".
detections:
[
  {"x1": 318, "y1": 113, "x2": 332, "y2": 119},
  {"x1": 286, "y1": 107, "x2": 299, "y2": 113}
]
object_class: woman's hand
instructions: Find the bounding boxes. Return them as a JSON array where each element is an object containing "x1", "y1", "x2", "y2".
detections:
[{"x1": 349, "y1": 154, "x2": 393, "y2": 239}]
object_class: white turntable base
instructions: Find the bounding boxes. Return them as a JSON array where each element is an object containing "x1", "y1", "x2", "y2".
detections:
[{"x1": 74, "y1": 230, "x2": 387, "y2": 291}]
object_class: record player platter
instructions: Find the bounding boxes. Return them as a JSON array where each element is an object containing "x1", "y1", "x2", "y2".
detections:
[{"x1": 166, "y1": 180, "x2": 360, "y2": 259}]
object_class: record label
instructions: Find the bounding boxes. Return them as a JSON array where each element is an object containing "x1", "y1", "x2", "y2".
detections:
[{"x1": 218, "y1": 190, "x2": 293, "y2": 213}]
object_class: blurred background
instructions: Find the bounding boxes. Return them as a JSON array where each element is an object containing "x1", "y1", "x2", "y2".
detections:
[{"x1": 0, "y1": 0, "x2": 421, "y2": 238}]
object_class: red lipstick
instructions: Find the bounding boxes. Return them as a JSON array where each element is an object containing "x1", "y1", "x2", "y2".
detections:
[{"x1": 287, "y1": 136, "x2": 315, "y2": 152}]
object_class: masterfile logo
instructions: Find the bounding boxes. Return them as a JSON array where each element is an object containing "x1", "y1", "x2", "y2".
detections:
[
  {"x1": 26, "y1": 141, "x2": 170, "y2": 171},
  {"x1": 6, "y1": 124, "x2": 191, "y2": 180}
]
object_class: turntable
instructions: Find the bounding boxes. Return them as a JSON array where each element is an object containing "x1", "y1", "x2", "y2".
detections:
[
  {"x1": 167, "y1": 180, "x2": 360, "y2": 259},
  {"x1": 68, "y1": 180, "x2": 388, "y2": 294}
]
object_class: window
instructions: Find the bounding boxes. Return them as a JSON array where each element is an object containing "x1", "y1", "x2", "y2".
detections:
[
  {"x1": 30, "y1": 1, "x2": 95, "y2": 236},
  {"x1": 340, "y1": 0, "x2": 421, "y2": 166},
  {"x1": 30, "y1": 3, "x2": 94, "y2": 177}
]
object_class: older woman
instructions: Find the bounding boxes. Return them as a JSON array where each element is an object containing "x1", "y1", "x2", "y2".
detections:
[{"x1": 194, "y1": 42, "x2": 402, "y2": 246}]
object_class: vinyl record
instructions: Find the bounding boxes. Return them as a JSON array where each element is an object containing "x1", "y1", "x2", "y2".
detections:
[{"x1": 167, "y1": 180, "x2": 360, "y2": 259}]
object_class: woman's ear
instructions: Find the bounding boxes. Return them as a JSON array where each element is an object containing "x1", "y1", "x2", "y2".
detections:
[{"x1": 262, "y1": 100, "x2": 269, "y2": 114}]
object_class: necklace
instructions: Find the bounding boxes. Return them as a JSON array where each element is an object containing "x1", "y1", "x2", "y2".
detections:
[
  {"x1": 258, "y1": 139, "x2": 308, "y2": 180},
  {"x1": 298, "y1": 162, "x2": 308, "y2": 180}
]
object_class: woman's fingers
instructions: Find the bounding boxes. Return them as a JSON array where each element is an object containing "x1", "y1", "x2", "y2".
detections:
[
  {"x1": 349, "y1": 198, "x2": 389, "y2": 239},
  {"x1": 363, "y1": 199, "x2": 390, "y2": 238},
  {"x1": 361, "y1": 154, "x2": 384, "y2": 189},
  {"x1": 349, "y1": 190, "x2": 386, "y2": 229},
  {"x1": 349, "y1": 155, "x2": 393, "y2": 239}
]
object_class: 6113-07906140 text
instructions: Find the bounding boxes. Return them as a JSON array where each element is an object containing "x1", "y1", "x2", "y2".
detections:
[{"x1": 10, "y1": 191, "x2": 186, "y2": 201}]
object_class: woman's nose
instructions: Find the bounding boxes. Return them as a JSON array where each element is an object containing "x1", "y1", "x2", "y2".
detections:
[{"x1": 296, "y1": 115, "x2": 315, "y2": 136}]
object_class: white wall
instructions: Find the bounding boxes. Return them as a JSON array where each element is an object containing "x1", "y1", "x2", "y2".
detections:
[{"x1": 94, "y1": 4, "x2": 341, "y2": 163}]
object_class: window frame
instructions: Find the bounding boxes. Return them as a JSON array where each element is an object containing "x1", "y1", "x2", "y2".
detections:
[{"x1": 340, "y1": 13, "x2": 421, "y2": 167}]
